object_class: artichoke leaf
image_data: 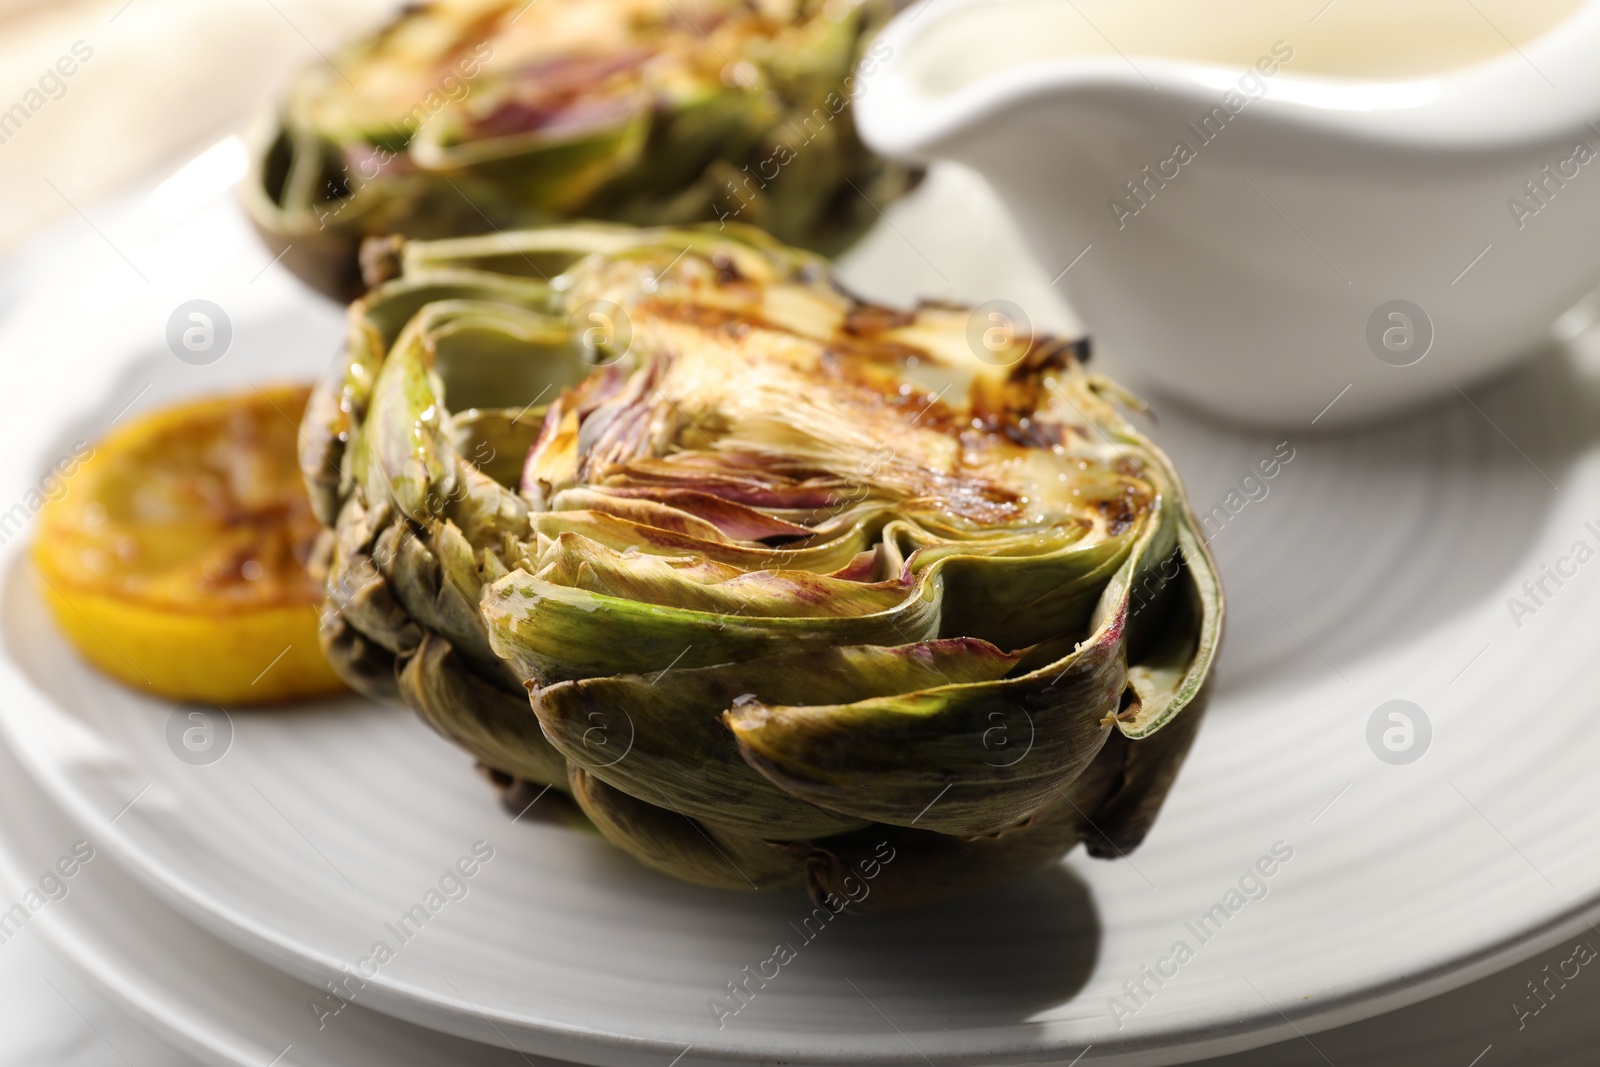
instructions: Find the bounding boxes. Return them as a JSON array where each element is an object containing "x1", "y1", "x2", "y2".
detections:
[
  {"x1": 528, "y1": 504, "x2": 891, "y2": 574},
  {"x1": 568, "y1": 766, "x2": 806, "y2": 892},
  {"x1": 411, "y1": 107, "x2": 651, "y2": 205},
  {"x1": 396, "y1": 223, "x2": 678, "y2": 280},
  {"x1": 797, "y1": 710, "x2": 1131, "y2": 914},
  {"x1": 399, "y1": 635, "x2": 568, "y2": 788},
  {"x1": 913, "y1": 522, "x2": 1138, "y2": 650},
  {"x1": 1117, "y1": 519, "x2": 1223, "y2": 741},
  {"x1": 323, "y1": 493, "x2": 421, "y2": 657},
  {"x1": 545, "y1": 489, "x2": 734, "y2": 544},
  {"x1": 358, "y1": 272, "x2": 560, "y2": 351},
  {"x1": 529, "y1": 532, "x2": 916, "y2": 618},
  {"x1": 300, "y1": 336, "x2": 365, "y2": 527},
  {"x1": 362, "y1": 299, "x2": 593, "y2": 523},
  {"x1": 379, "y1": 519, "x2": 519, "y2": 689},
  {"x1": 319, "y1": 608, "x2": 401, "y2": 703},
  {"x1": 363, "y1": 315, "x2": 459, "y2": 523},
  {"x1": 482, "y1": 561, "x2": 944, "y2": 684},
  {"x1": 560, "y1": 485, "x2": 813, "y2": 541},
  {"x1": 1080, "y1": 683, "x2": 1211, "y2": 858},
  {"x1": 439, "y1": 461, "x2": 530, "y2": 550},
  {"x1": 725, "y1": 608, "x2": 1129, "y2": 837},
  {"x1": 532, "y1": 638, "x2": 1021, "y2": 841},
  {"x1": 451, "y1": 407, "x2": 548, "y2": 491}
]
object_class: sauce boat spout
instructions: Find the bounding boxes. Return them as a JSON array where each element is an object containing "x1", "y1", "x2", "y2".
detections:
[{"x1": 856, "y1": 0, "x2": 1600, "y2": 427}]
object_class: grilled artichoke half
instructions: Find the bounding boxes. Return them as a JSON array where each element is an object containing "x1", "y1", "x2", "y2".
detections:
[
  {"x1": 302, "y1": 223, "x2": 1222, "y2": 912},
  {"x1": 245, "y1": 0, "x2": 915, "y2": 299}
]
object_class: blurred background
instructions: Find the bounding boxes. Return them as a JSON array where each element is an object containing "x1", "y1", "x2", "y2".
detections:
[{"x1": 0, "y1": 0, "x2": 387, "y2": 252}]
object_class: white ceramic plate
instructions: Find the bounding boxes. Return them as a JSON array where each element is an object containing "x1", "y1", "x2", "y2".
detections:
[
  {"x1": 4, "y1": 141, "x2": 1600, "y2": 1066},
  {"x1": 0, "y1": 727, "x2": 546, "y2": 1067},
  {"x1": 10, "y1": 713, "x2": 1600, "y2": 1067}
]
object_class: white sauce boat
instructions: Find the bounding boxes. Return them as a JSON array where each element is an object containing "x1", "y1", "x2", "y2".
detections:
[{"x1": 855, "y1": 0, "x2": 1600, "y2": 427}]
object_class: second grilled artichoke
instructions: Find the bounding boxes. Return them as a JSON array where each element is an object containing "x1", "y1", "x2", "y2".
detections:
[
  {"x1": 245, "y1": 0, "x2": 916, "y2": 299},
  {"x1": 303, "y1": 223, "x2": 1222, "y2": 912}
]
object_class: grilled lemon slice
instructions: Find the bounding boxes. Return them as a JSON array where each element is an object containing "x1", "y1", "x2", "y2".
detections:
[{"x1": 33, "y1": 385, "x2": 345, "y2": 705}]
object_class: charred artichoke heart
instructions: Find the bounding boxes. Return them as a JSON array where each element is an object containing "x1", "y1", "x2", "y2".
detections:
[
  {"x1": 303, "y1": 222, "x2": 1222, "y2": 912},
  {"x1": 245, "y1": 0, "x2": 917, "y2": 298}
]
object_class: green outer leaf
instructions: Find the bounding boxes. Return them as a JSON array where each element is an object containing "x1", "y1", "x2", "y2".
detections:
[
  {"x1": 1080, "y1": 690, "x2": 1210, "y2": 859},
  {"x1": 399, "y1": 634, "x2": 568, "y2": 788},
  {"x1": 568, "y1": 766, "x2": 805, "y2": 891},
  {"x1": 396, "y1": 223, "x2": 691, "y2": 278},
  {"x1": 360, "y1": 299, "x2": 587, "y2": 524},
  {"x1": 323, "y1": 494, "x2": 419, "y2": 658},
  {"x1": 798, "y1": 710, "x2": 1131, "y2": 914},
  {"x1": 725, "y1": 614, "x2": 1124, "y2": 837},
  {"x1": 449, "y1": 407, "x2": 546, "y2": 491},
  {"x1": 533, "y1": 638, "x2": 1020, "y2": 840},
  {"x1": 383, "y1": 520, "x2": 485, "y2": 656},
  {"x1": 316, "y1": 572, "x2": 402, "y2": 704},
  {"x1": 410, "y1": 110, "x2": 651, "y2": 206},
  {"x1": 528, "y1": 505, "x2": 891, "y2": 575},
  {"x1": 482, "y1": 566, "x2": 944, "y2": 683},
  {"x1": 440, "y1": 462, "x2": 530, "y2": 551},
  {"x1": 486, "y1": 501, "x2": 1145, "y2": 690},
  {"x1": 718, "y1": 445, "x2": 1197, "y2": 837},
  {"x1": 362, "y1": 308, "x2": 458, "y2": 522},
  {"x1": 361, "y1": 271, "x2": 560, "y2": 347},
  {"x1": 1118, "y1": 521, "x2": 1224, "y2": 740},
  {"x1": 920, "y1": 526, "x2": 1135, "y2": 649},
  {"x1": 531, "y1": 532, "x2": 913, "y2": 618}
]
